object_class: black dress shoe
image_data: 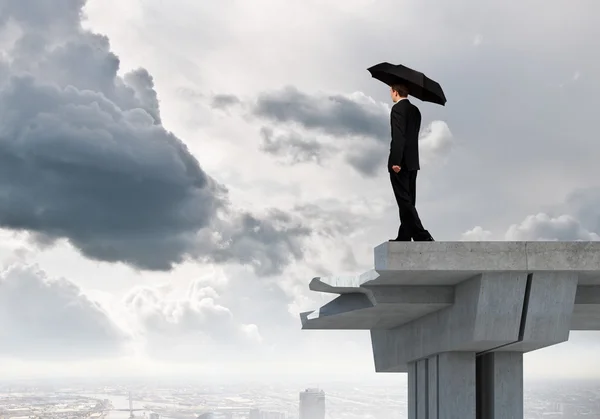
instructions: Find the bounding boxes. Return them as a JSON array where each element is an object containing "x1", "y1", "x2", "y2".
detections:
[{"x1": 414, "y1": 236, "x2": 434, "y2": 242}]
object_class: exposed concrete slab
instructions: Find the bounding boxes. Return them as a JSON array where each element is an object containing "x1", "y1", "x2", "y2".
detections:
[
  {"x1": 374, "y1": 241, "x2": 600, "y2": 285},
  {"x1": 375, "y1": 241, "x2": 527, "y2": 276},
  {"x1": 526, "y1": 241, "x2": 600, "y2": 276}
]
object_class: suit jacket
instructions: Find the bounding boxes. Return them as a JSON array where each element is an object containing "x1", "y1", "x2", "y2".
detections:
[{"x1": 388, "y1": 99, "x2": 421, "y2": 172}]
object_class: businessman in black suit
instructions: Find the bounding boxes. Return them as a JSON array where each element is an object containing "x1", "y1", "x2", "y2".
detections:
[{"x1": 388, "y1": 84, "x2": 434, "y2": 242}]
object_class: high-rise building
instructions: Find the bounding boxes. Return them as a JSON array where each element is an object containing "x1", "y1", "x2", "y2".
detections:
[{"x1": 299, "y1": 388, "x2": 325, "y2": 419}]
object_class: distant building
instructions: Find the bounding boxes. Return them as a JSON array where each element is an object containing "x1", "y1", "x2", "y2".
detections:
[
  {"x1": 299, "y1": 388, "x2": 325, "y2": 419},
  {"x1": 263, "y1": 412, "x2": 286, "y2": 419},
  {"x1": 149, "y1": 413, "x2": 160, "y2": 419},
  {"x1": 250, "y1": 408, "x2": 286, "y2": 419},
  {"x1": 198, "y1": 413, "x2": 214, "y2": 419}
]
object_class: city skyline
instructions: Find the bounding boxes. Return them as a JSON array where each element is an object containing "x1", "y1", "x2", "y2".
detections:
[
  {"x1": 2, "y1": 379, "x2": 600, "y2": 418},
  {"x1": 0, "y1": 0, "x2": 600, "y2": 384}
]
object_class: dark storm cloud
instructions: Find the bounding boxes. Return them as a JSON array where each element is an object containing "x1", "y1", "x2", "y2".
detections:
[
  {"x1": 211, "y1": 93, "x2": 241, "y2": 109},
  {"x1": 345, "y1": 143, "x2": 387, "y2": 177},
  {"x1": 259, "y1": 126, "x2": 332, "y2": 165},
  {"x1": 214, "y1": 87, "x2": 391, "y2": 175},
  {"x1": 252, "y1": 86, "x2": 389, "y2": 139},
  {"x1": 218, "y1": 86, "x2": 452, "y2": 177},
  {"x1": 207, "y1": 210, "x2": 311, "y2": 277},
  {"x1": 0, "y1": 0, "x2": 309, "y2": 275}
]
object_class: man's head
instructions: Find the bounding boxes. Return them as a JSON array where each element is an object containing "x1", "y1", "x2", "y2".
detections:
[{"x1": 390, "y1": 84, "x2": 409, "y2": 102}]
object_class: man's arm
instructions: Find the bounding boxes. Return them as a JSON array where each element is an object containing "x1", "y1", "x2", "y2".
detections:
[
  {"x1": 390, "y1": 105, "x2": 407, "y2": 166},
  {"x1": 414, "y1": 106, "x2": 421, "y2": 135}
]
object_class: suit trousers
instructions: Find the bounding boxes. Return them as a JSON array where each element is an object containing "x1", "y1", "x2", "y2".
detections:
[{"x1": 389, "y1": 169, "x2": 431, "y2": 241}]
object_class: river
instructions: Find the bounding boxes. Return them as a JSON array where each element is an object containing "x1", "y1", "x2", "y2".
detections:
[{"x1": 85, "y1": 393, "x2": 180, "y2": 418}]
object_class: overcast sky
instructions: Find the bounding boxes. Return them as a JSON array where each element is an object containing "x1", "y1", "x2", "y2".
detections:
[{"x1": 0, "y1": 0, "x2": 599, "y2": 382}]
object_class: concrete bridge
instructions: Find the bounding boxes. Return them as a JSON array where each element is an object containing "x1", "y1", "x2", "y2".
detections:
[{"x1": 300, "y1": 241, "x2": 600, "y2": 419}]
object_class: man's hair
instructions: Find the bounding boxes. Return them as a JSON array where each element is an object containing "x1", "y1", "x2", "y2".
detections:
[{"x1": 391, "y1": 84, "x2": 409, "y2": 97}]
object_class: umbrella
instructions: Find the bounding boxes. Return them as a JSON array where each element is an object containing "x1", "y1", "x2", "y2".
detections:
[{"x1": 367, "y1": 62, "x2": 447, "y2": 105}]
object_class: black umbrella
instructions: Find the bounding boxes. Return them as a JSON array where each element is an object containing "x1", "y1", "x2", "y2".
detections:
[{"x1": 367, "y1": 62, "x2": 447, "y2": 105}]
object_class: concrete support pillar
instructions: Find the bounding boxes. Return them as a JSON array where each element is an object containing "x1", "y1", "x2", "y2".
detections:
[
  {"x1": 408, "y1": 352, "x2": 476, "y2": 419},
  {"x1": 408, "y1": 351, "x2": 524, "y2": 419},
  {"x1": 476, "y1": 352, "x2": 524, "y2": 419}
]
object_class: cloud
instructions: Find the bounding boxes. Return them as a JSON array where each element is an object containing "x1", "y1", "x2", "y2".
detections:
[
  {"x1": 124, "y1": 276, "x2": 262, "y2": 361},
  {"x1": 251, "y1": 87, "x2": 390, "y2": 139},
  {"x1": 0, "y1": 0, "x2": 310, "y2": 275},
  {"x1": 259, "y1": 126, "x2": 333, "y2": 165},
  {"x1": 214, "y1": 87, "x2": 453, "y2": 176},
  {"x1": 211, "y1": 93, "x2": 242, "y2": 110},
  {"x1": 461, "y1": 213, "x2": 600, "y2": 242},
  {"x1": 201, "y1": 210, "x2": 310, "y2": 276},
  {"x1": 505, "y1": 213, "x2": 600, "y2": 241},
  {"x1": 419, "y1": 120, "x2": 453, "y2": 163},
  {"x1": 0, "y1": 263, "x2": 129, "y2": 360},
  {"x1": 461, "y1": 226, "x2": 492, "y2": 241},
  {"x1": 561, "y1": 187, "x2": 600, "y2": 234}
]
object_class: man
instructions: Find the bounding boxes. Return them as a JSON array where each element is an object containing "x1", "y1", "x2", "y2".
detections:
[{"x1": 388, "y1": 83, "x2": 434, "y2": 242}]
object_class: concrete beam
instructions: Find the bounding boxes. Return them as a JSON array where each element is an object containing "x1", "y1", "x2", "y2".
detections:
[
  {"x1": 370, "y1": 272, "x2": 581, "y2": 371},
  {"x1": 371, "y1": 273, "x2": 528, "y2": 372},
  {"x1": 300, "y1": 286, "x2": 454, "y2": 329},
  {"x1": 496, "y1": 272, "x2": 578, "y2": 352},
  {"x1": 300, "y1": 284, "x2": 600, "y2": 330},
  {"x1": 572, "y1": 286, "x2": 600, "y2": 330}
]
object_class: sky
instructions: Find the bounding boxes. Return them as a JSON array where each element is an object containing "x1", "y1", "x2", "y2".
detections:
[{"x1": 0, "y1": 0, "x2": 599, "y2": 382}]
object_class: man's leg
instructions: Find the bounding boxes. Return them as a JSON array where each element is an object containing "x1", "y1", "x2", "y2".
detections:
[
  {"x1": 396, "y1": 225, "x2": 411, "y2": 241},
  {"x1": 409, "y1": 170, "x2": 417, "y2": 206},
  {"x1": 389, "y1": 171, "x2": 416, "y2": 240},
  {"x1": 408, "y1": 171, "x2": 434, "y2": 241}
]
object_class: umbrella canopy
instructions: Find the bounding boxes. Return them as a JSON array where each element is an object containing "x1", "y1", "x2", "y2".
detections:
[{"x1": 367, "y1": 62, "x2": 447, "y2": 105}]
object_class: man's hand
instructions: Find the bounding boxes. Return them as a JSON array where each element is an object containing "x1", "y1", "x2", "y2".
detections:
[{"x1": 392, "y1": 165, "x2": 401, "y2": 173}]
